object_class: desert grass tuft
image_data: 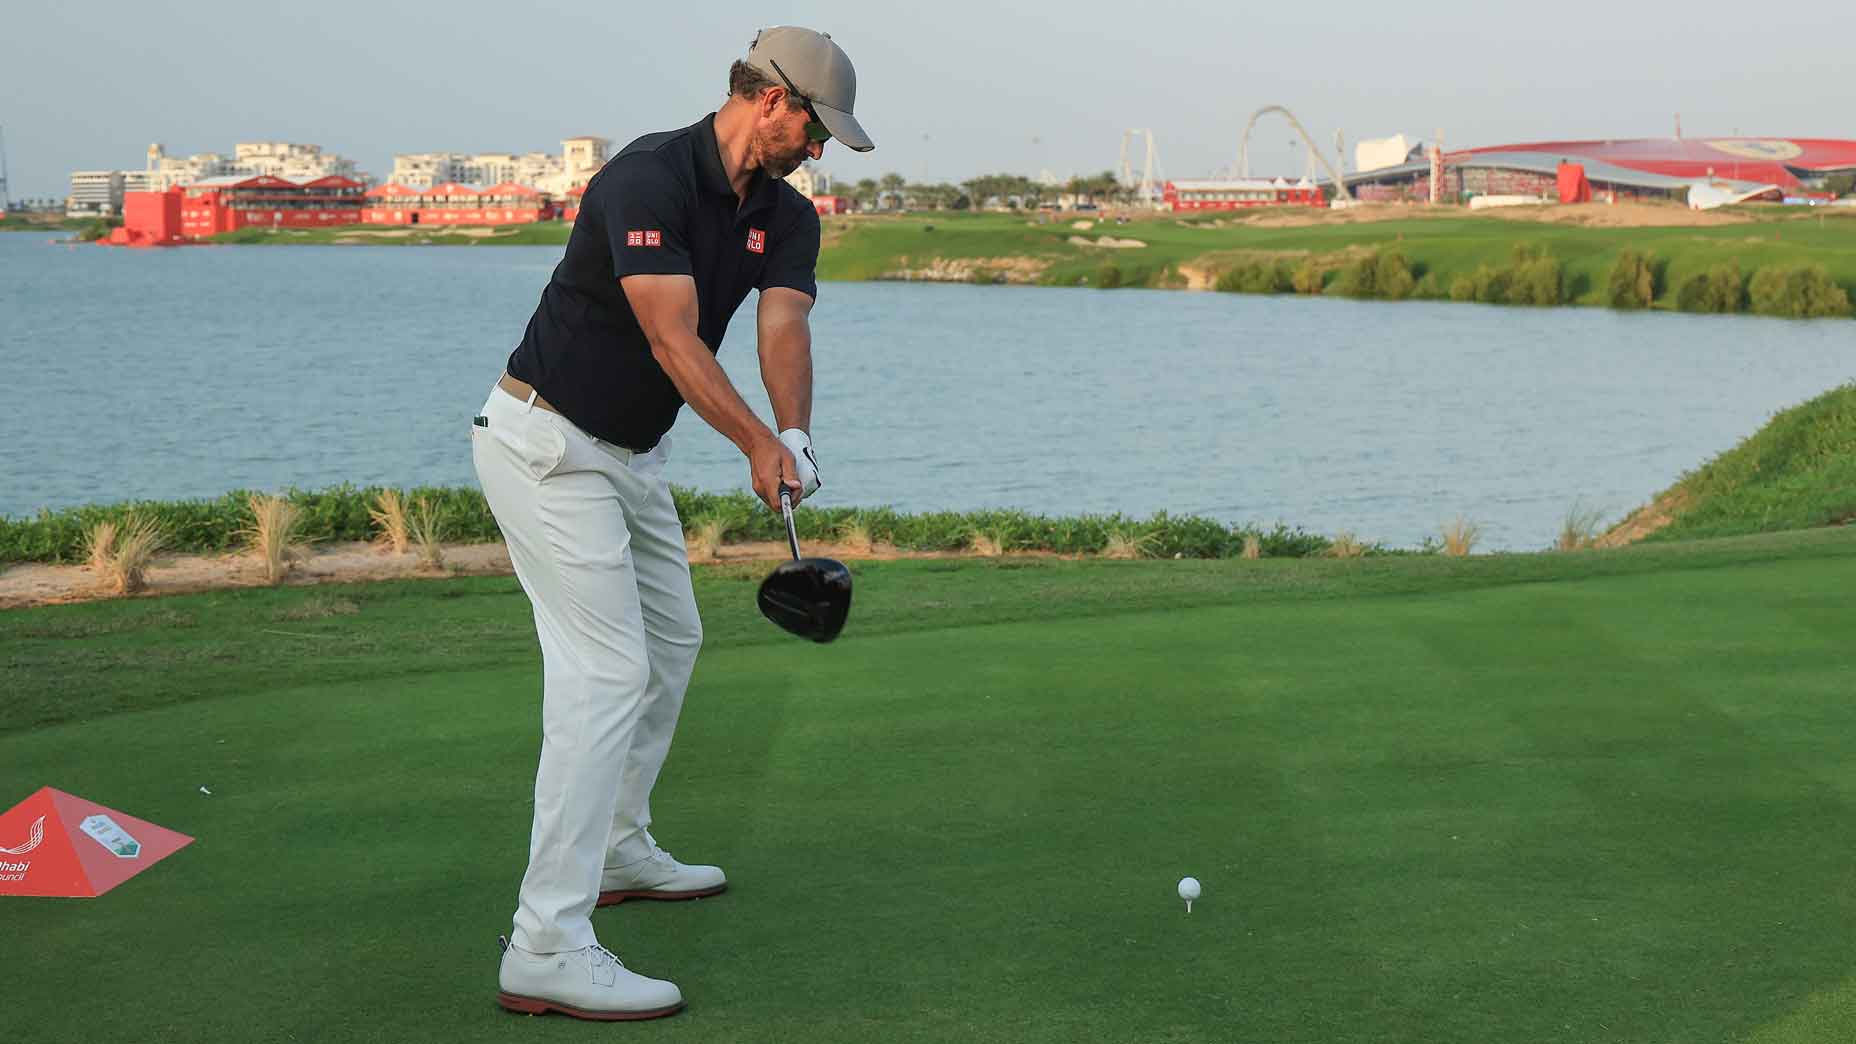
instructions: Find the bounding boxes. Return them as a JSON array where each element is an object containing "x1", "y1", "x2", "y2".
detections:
[
  {"x1": 1557, "y1": 503, "x2": 1607, "y2": 552},
  {"x1": 369, "y1": 488, "x2": 410, "y2": 555},
  {"x1": 686, "y1": 510, "x2": 740, "y2": 563},
  {"x1": 102, "y1": 515, "x2": 167, "y2": 595},
  {"x1": 83, "y1": 520, "x2": 119, "y2": 574},
  {"x1": 837, "y1": 516, "x2": 876, "y2": 555},
  {"x1": 968, "y1": 530, "x2": 1005, "y2": 558},
  {"x1": 241, "y1": 494, "x2": 311, "y2": 586},
  {"x1": 1101, "y1": 525, "x2": 1158, "y2": 560},
  {"x1": 1241, "y1": 534, "x2": 1263, "y2": 560},
  {"x1": 1441, "y1": 516, "x2": 1482, "y2": 557},
  {"x1": 1326, "y1": 531, "x2": 1367, "y2": 559},
  {"x1": 409, "y1": 496, "x2": 445, "y2": 571}
]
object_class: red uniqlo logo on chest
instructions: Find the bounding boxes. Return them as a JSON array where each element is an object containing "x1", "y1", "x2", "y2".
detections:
[
  {"x1": 645, "y1": 230, "x2": 662, "y2": 247},
  {"x1": 626, "y1": 230, "x2": 644, "y2": 246},
  {"x1": 746, "y1": 228, "x2": 766, "y2": 254}
]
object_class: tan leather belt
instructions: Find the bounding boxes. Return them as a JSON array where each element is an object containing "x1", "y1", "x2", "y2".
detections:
[{"x1": 497, "y1": 372, "x2": 562, "y2": 415}]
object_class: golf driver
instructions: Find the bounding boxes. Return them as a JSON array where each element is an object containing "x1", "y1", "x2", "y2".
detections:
[{"x1": 757, "y1": 489, "x2": 852, "y2": 642}]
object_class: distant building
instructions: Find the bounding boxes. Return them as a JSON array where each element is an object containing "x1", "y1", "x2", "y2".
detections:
[
  {"x1": 1354, "y1": 135, "x2": 1422, "y2": 175},
  {"x1": 67, "y1": 171, "x2": 124, "y2": 216},
  {"x1": 389, "y1": 137, "x2": 609, "y2": 196},
  {"x1": 783, "y1": 161, "x2": 834, "y2": 201},
  {"x1": 1162, "y1": 178, "x2": 1324, "y2": 211},
  {"x1": 1344, "y1": 137, "x2": 1856, "y2": 204},
  {"x1": 177, "y1": 175, "x2": 367, "y2": 237},
  {"x1": 142, "y1": 142, "x2": 363, "y2": 192},
  {"x1": 362, "y1": 181, "x2": 550, "y2": 226}
]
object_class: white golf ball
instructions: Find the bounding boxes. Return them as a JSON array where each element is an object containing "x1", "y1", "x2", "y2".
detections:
[{"x1": 1178, "y1": 877, "x2": 1201, "y2": 901}]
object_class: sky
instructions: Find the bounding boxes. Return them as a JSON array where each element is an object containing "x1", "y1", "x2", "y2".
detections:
[{"x1": 4, "y1": 0, "x2": 1853, "y2": 201}]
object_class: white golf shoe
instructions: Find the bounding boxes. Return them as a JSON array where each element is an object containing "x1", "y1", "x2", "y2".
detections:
[
  {"x1": 598, "y1": 834, "x2": 727, "y2": 907},
  {"x1": 496, "y1": 937, "x2": 684, "y2": 1021}
]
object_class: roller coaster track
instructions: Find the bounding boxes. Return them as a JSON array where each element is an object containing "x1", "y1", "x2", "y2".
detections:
[{"x1": 1238, "y1": 106, "x2": 1352, "y2": 201}]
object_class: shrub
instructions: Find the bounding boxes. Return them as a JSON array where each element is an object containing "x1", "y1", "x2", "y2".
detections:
[
  {"x1": 1291, "y1": 258, "x2": 1324, "y2": 294},
  {"x1": 1676, "y1": 263, "x2": 1745, "y2": 314},
  {"x1": 1094, "y1": 264, "x2": 1124, "y2": 289},
  {"x1": 1326, "y1": 531, "x2": 1367, "y2": 559},
  {"x1": 369, "y1": 488, "x2": 410, "y2": 554},
  {"x1": 1606, "y1": 249, "x2": 1658, "y2": 309},
  {"x1": 1748, "y1": 264, "x2": 1853, "y2": 318},
  {"x1": 0, "y1": 485, "x2": 1338, "y2": 563},
  {"x1": 409, "y1": 496, "x2": 446, "y2": 570},
  {"x1": 1440, "y1": 516, "x2": 1481, "y2": 557},
  {"x1": 1506, "y1": 244, "x2": 1565, "y2": 306},
  {"x1": 1556, "y1": 502, "x2": 1606, "y2": 551},
  {"x1": 1215, "y1": 259, "x2": 1291, "y2": 294},
  {"x1": 1331, "y1": 249, "x2": 1415, "y2": 301},
  {"x1": 241, "y1": 494, "x2": 311, "y2": 585}
]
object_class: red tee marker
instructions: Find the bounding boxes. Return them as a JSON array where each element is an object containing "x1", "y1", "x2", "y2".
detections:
[{"x1": 0, "y1": 788, "x2": 193, "y2": 898}]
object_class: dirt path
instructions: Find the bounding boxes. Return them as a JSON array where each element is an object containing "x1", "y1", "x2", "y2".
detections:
[{"x1": 0, "y1": 539, "x2": 1004, "y2": 611}]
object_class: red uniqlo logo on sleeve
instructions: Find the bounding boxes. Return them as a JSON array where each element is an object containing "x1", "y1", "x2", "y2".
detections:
[
  {"x1": 746, "y1": 228, "x2": 766, "y2": 254},
  {"x1": 644, "y1": 230, "x2": 662, "y2": 247},
  {"x1": 626, "y1": 230, "x2": 644, "y2": 247}
]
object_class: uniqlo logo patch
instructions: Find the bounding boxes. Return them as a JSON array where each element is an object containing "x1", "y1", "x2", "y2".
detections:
[
  {"x1": 645, "y1": 230, "x2": 662, "y2": 247},
  {"x1": 626, "y1": 230, "x2": 644, "y2": 246},
  {"x1": 746, "y1": 228, "x2": 766, "y2": 254}
]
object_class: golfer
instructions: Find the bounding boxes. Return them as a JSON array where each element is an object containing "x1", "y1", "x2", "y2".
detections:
[{"x1": 472, "y1": 27, "x2": 873, "y2": 1021}]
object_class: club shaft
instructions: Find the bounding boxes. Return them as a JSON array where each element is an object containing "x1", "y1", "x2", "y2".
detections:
[{"x1": 781, "y1": 492, "x2": 801, "y2": 560}]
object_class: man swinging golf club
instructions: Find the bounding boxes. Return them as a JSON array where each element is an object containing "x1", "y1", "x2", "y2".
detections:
[{"x1": 471, "y1": 26, "x2": 872, "y2": 1021}]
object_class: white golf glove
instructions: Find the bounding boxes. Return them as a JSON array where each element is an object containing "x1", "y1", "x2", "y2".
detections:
[{"x1": 778, "y1": 428, "x2": 821, "y2": 497}]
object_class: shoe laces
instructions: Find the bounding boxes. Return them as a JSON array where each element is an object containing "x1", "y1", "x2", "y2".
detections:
[
  {"x1": 644, "y1": 831, "x2": 677, "y2": 865},
  {"x1": 589, "y1": 944, "x2": 625, "y2": 970}
]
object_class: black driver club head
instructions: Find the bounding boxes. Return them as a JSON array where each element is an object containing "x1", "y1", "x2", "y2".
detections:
[{"x1": 757, "y1": 557, "x2": 853, "y2": 643}]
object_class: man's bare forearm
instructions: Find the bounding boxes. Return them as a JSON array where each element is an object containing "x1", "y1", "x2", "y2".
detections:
[
  {"x1": 649, "y1": 330, "x2": 774, "y2": 455},
  {"x1": 758, "y1": 320, "x2": 813, "y2": 433}
]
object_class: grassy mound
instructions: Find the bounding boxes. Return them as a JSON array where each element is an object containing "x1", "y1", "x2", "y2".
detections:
[{"x1": 1612, "y1": 383, "x2": 1856, "y2": 544}]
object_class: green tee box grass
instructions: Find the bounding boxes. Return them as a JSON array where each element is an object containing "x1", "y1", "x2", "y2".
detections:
[{"x1": 5, "y1": 533, "x2": 1856, "y2": 1043}]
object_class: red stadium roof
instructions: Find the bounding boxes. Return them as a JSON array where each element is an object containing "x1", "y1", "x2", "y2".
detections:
[{"x1": 1454, "y1": 138, "x2": 1856, "y2": 190}]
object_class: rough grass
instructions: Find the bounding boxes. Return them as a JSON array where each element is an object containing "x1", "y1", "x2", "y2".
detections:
[{"x1": 1624, "y1": 383, "x2": 1856, "y2": 543}]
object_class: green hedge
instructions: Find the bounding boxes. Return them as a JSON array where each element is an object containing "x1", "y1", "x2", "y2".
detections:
[
  {"x1": 1748, "y1": 264, "x2": 1853, "y2": 318},
  {"x1": 0, "y1": 485, "x2": 1333, "y2": 563},
  {"x1": 1676, "y1": 262, "x2": 1746, "y2": 314},
  {"x1": 1449, "y1": 244, "x2": 1565, "y2": 306},
  {"x1": 1606, "y1": 249, "x2": 1659, "y2": 309}
]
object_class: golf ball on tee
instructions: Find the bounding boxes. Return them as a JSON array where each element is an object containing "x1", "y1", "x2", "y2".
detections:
[{"x1": 1178, "y1": 877, "x2": 1201, "y2": 902}]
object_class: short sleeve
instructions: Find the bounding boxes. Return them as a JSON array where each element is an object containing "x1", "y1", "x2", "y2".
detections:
[
  {"x1": 597, "y1": 157, "x2": 693, "y2": 279},
  {"x1": 756, "y1": 204, "x2": 820, "y2": 299}
]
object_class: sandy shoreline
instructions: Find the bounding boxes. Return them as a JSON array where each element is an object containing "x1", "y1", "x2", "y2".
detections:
[{"x1": 0, "y1": 538, "x2": 996, "y2": 611}]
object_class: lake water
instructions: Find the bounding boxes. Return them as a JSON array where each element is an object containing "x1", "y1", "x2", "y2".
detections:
[{"x1": 2, "y1": 233, "x2": 1850, "y2": 550}]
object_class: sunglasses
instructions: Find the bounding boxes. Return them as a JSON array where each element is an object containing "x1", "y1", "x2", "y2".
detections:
[{"x1": 767, "y1": 58, "x2": 832, "y2": 144}]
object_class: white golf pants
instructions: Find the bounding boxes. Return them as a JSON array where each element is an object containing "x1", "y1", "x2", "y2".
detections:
[{"x1": 471, "y1": 381, "x2": 702, "y2": 954}]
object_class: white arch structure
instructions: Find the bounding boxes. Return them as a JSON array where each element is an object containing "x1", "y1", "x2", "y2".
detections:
[{"x1": 1238, "y1": 105, "x2": 1352, "y2": 201}]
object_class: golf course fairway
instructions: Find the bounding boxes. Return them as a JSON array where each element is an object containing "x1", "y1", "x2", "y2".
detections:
[{"x1": 5, "y1": 529, "x2": 1855, "y2": 1043}]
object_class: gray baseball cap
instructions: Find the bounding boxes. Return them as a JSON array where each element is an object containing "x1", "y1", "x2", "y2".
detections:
[{"x1": 746, "y1": 26, "x2": 874, "y2": 153}]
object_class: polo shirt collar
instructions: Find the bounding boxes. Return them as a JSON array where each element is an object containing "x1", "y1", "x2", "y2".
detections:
[{"x1": 693, "y1": 112, "x2": 782, "y2": 219}]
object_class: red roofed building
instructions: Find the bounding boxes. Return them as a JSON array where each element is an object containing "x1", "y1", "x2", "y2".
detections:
[
  {"x1": 362, "y1": 181, "x2": 551, "y2": 225},
  {"x1": 179, "y1": 174, "x2": 366, "y2": 237},
  {"x1": 563, "y1": 185, "x2": 586, "y2": 223}
]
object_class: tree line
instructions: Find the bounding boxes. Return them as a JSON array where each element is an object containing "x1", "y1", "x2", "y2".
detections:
[{"x1": 835, "y1": 170, "x2": 1137, "y2": 211}]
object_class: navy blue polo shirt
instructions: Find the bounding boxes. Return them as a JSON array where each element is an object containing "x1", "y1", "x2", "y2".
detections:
[{"x1": 505, "y1": 113, "x2": 821, "y2": 450}]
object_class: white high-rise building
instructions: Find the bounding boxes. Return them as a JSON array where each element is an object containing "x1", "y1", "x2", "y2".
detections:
[
  {"x1": 389, "y1": 137, "x2": 610, "y2": 196},
  {"x1": 140, "y1": 142, "x2": 362, "y2": 191},
  {"x1": 67, "y1": 171, "x2": 125, "y2": 216},
  {"x1": 783, "y1": 162, "x2": 832, "y2": 199}
]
